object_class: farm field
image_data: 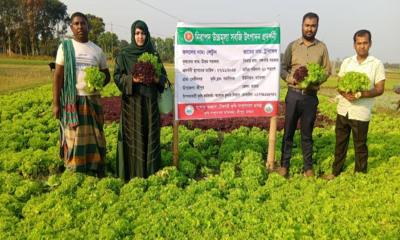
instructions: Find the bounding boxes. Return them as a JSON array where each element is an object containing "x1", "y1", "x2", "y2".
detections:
[
  {"x1": 0, "y1": 61, "x2": 52, "y2": 94},
  {"x1": 0, "y1": 57, "x2": 176, "y2": 94},
  {"x1": 0, "y1": 56, "x2": 400, "y2": 238}
]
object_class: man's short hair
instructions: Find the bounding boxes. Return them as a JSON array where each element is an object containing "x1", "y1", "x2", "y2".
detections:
[
  {"x1": 353, "y1": 29, "x2": 372, "y2": 43},
  {"x1": 70, "y1": 12, "x2": 88, "y2": 24},
  {"x1": 302, "y1": 12, "x2": 319, "y2": 24}
]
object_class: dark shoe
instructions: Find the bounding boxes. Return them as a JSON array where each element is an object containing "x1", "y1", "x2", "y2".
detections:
[
  {"x1": 321, "y1": 174, "x2": 336, "y2": 180},
  {"x1": 277, "y1": 167, "x2": 289, "y2": 178},
  {"x1": 303, "y1": 169, "x2": 315, "y2": 177}
]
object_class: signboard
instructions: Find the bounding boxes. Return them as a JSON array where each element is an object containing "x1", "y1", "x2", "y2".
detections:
[{"x1": 175, "y1": 22, "x2": 280, "y2": 120}]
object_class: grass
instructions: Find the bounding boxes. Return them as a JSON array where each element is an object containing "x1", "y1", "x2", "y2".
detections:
[
  {"x1": 0, "y1": 64, "x2": 53, "y2": 94},
  {"x1": 0, "y1": 57, "x2": 174, "y2": 94},
  {"x1": 164, "y1": 63, "x2": 175, "y2": 82},
  {"x1": 0, "y1": 58, "x2": 51, "y2": 65}
]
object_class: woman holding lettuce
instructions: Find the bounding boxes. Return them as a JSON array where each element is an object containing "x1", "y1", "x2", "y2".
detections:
[{"x1": 113, "y1": 20, "x2": 167, "y2": 180}]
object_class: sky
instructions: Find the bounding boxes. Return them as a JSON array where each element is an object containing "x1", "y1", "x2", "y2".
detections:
[{"x1": 61, "y1": 0, "x2": 400, "y2": 63}]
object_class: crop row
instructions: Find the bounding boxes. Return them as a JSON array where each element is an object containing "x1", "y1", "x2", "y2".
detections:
[{"x1": 0, "y1": 85, "x2": 399, "y2": 238}]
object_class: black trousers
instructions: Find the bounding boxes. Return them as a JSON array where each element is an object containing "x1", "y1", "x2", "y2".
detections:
[
  {"x1": 332, "y1": 114, "x2": 369, "y2": 176},
  {"x1": 281, "y1": 88, "x2": 318, "y2": 170}
]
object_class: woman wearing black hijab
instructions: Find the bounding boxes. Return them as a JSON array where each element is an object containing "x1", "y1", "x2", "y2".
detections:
[{"x1": 114, "y1": 20, "x2": 167, "y2": 180}]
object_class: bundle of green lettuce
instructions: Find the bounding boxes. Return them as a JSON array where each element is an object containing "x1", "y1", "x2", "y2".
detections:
[
  {"x1": 84, "y1": 66, "x2": 106, "y2": 92},
  {"x1": 337, "y1": 71, "x2": 370, "y2": 93},
  {"x1": 296, "y1": 63, "x2": 328, "y2": 89}
]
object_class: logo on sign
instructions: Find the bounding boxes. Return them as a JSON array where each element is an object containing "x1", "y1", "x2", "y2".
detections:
[
  {"x1": 184, "y1": 105, "x2": 194, "y2": 116},
  {"x1": 184, "y1": 31, "x2": 194, "y2": 42},
  {"x1": 264, "y1": 103, "x2": 274, "y2": 113}
]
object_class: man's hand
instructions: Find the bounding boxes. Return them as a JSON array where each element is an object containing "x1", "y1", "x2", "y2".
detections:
[
  {"x1": 100, "y1": 68, "x2": 111, "y2": 87},
  {"x1": 339, "y1": 90, "x2": 359, "y2": 102},
  {"x1": 288, "y1": 75, "x2": 299, "y2": 85},
  {"x1": 53, "y1": 64, "x2": 63, "y2": 120},
  {"x1": 53, "y1": 105, "x2": 60, "y2": 119}
]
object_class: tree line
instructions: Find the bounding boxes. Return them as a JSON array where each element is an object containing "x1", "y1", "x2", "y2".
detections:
[
  {"x1": 0, "y1": 0, "x2": 174, "y2": 62},
  {"x1": 0, "y1": 0, "x2": 68, "y2": 56}
]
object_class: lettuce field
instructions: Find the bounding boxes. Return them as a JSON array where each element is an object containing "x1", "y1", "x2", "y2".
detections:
[{"x1": 1, "y1": 81, "x2": 400, "y2": 239}]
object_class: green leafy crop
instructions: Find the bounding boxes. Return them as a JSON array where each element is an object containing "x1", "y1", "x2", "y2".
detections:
[
  {"x1": 337, "y1": 71, "x2": 370, "y2": 93},
  {"x1": 137, "y1": 53, "x2": 162, "y2": 78},
  {"x1": 299, "y1": 63, "x2": 328, "y2": 89},
  {"x1": 84, "y1": 67, "x2": 106, "y2": 92},
  {"x1": 1, "y1": 83, "x2": 400, "y2": 239}
]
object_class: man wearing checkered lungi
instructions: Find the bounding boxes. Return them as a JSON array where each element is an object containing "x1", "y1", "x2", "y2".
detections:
[{"x1": 53, "y1": 12, "x2": 110, "y2": 176}]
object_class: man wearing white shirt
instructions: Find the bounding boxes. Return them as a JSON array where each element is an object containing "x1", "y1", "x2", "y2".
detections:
[
  {"x1": 53, "y1": 12, "x2": 110, "y2": 176},
  {"x1": 325, "y1": 30, "x2": 385, "y2": 179}
]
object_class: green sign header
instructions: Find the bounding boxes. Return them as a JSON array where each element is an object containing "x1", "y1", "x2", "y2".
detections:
[{"x1": 177, "y1": 27, "x2": 280, "y2": 45}]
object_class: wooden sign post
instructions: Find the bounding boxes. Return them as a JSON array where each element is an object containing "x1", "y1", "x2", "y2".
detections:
[
  {"x1": 172, "y1": 119, "x2": 179, "y2": 167},
  {"x1": 266, "y1": 116, "x2": 277, "y2": 170}
]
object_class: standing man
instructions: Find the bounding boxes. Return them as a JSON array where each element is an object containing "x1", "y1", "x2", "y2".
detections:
[
  {"x1": 53, "y1": 12, "x2": 110, "y2": 176},
  {"x1": 278, "y1": 12, "x2": 331, "y2": 178},
  {"x1": 324, "y1": 30, "x2": 385, "y2": 179}
]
